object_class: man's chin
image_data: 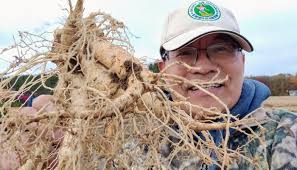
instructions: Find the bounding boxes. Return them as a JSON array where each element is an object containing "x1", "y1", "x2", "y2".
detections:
[
  {"x1": 180, "y1": 100, "x2": 226, "y2": 120},
  {"x1": 189, "y1": 95, "x2": 226, "y2": 108}
]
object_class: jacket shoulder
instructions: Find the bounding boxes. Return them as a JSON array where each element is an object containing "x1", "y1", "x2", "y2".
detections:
[
  {"x1": 232, "y1": 109, "x2": 297, "y2": 169},
  {"x1": 269, "y1": 109, "x2": 297, "y2": 169}
]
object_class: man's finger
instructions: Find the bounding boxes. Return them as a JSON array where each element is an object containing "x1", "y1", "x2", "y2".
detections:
[
  {"x1": 18, "y1": 107, "x2": 38, "y2": 117},
  {"x1": 32, "y1": 95, "x2": 55, "y2": 112}
]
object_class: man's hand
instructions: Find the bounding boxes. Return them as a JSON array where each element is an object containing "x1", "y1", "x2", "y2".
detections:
[
  {"x1": 31, "y1": 95, "x2": 55, "y2": 112},
  {"x1": 0, "y1": 95, "x2": 62, "y2": 170}
]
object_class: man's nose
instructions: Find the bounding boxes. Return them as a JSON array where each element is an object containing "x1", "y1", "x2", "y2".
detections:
[{"x1": 189, "y1": 51, "x2": 218, "y2": 75}]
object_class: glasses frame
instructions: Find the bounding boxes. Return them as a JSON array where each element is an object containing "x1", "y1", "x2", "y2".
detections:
[{"x1": 166, "y1": 42, "x2": 242, "y2": 66}]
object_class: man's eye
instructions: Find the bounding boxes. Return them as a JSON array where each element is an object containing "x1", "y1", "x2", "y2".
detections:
[
  {"x1": 212, "y1": 46, "x2": 228, "y2": 52},
  {"x1": 211, "y1": 45, "x2": 233, "y2": 53},
  {"x1": 176, "y1": 51, "x2": 193, "y2": 57}
]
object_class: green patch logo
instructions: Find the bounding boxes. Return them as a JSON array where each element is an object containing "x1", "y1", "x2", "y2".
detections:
[{"x1": 188, "y1": 0, "x2": 221, "y2": 21}]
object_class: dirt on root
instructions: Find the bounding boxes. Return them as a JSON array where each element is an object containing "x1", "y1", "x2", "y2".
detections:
[{"x1": 263, "y1": 96, "x2": 297, "y2": 112}]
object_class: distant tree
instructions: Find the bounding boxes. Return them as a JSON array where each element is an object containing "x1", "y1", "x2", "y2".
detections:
[
  {"x1": 148, "y1": 63, "x2": 160, "y2": 73},
  {"x1": 248, "y1": 73, "x2": 297, "y2": 96},
  {"x1": 250, "y1": 76, "x2": 270, "y2": 87},
  {"x1": 289, "y1": 75, "x2": 297, "y2": 90},
  {"x1": 4, "y1": 74, "x2": 58, "y2": 96},
  {"x1": 269, "y1": 74, "x2": 290, "y2": 95}
]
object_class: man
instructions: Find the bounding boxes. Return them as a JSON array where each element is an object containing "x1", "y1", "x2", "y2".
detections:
[
  {"x1": 156, "y1": 0, "x2": 297, "y2": 169},
  {"x1": 1, "y1": 0, "x2": 297, "y2": 169},
  {"x1": 158, "y1": 0, "x2": 268, "y2": 117}
]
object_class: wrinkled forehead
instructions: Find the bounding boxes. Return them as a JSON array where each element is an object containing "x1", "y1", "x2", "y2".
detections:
[{"x1": 189, "y1": 33, "x2": 238, "y2": 47}]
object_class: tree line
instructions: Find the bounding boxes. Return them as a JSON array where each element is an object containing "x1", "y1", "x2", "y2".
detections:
[
  {"x1": 1, "y1": 75, "x2": 58, "y2": 112},
  {"x1": 2, "y1": 74, "x2": 58, "y2": 95},
  {"x1": 247, "y1": 73, "x2": 297, "y2": 96}
]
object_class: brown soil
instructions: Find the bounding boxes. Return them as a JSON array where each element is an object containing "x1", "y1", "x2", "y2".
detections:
[{"x1": 263, "y1": 96, "x2": 297, "y2": 112}]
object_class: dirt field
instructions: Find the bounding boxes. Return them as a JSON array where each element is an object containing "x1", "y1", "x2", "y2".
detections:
[{"x1": 263, "y1": 96, "x2": 297, "y2": 112}]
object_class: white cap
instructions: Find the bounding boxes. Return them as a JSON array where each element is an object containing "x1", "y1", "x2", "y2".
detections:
[{"x1": 160, "y1": 0, "x2": 253, "y2": 55}]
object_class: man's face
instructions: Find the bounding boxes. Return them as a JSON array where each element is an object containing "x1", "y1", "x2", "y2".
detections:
[{"x1": 160, "y1": 34, "x2": 245, "y2": 116}]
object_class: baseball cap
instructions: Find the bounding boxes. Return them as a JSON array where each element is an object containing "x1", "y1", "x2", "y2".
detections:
[{"x1": 160, "y1": 0, "x2": 253, "y2": 55}]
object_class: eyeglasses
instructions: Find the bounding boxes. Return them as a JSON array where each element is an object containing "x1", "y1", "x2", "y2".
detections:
[{"x1": 167, "y1": 42, "x2": 242, "y2": 66}]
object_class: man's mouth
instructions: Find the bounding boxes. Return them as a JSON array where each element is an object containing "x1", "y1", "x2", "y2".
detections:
[
  {"x1": 181, "y1": 76, "x2": 228, "y2": 93},
  {"x1": 187, "y1": 83, "x2": 224, "y2": 91}
]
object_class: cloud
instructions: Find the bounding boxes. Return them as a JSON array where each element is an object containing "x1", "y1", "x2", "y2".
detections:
[
  {"x1": 0, "y1": 0, "x2": 65, "y2": 31},
  {"x1": 246, "y1": 52, "x2": 296, "y2": 76},
  {"x1": 242, "y1": 8, "x2": 297, "y2": 76},
  {"x1": 214, "y1": 0, "x2": 297, "y2": 20},
  {"x1": 0, "y1": 0, "x2": 296, "y2": 75}
]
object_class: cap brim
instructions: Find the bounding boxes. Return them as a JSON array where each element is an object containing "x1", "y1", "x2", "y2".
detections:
[{"x1": 161, "y1": 26, "x2": 253, "y2": 54}]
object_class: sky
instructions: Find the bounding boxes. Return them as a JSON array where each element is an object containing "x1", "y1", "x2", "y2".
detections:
[{"x1": 0, "y1": 0, "x2": 296, "y2": 76}]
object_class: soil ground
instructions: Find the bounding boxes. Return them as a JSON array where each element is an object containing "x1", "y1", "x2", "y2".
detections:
[{"x1": 264, "y1": 96, "x2": 297, "y2": 112}]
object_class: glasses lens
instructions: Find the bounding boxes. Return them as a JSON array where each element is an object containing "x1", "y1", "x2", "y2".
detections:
[
  {"x1": 169, "y1": 47, "x2": 197, "y2": 65},
  {"x1": 207, "y1": 43, "x2": 238, "y2": 64}
]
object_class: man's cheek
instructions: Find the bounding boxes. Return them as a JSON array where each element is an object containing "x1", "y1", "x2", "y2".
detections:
[{"x1": 173, "y1": 85, "x2": 186, "y2": 96}]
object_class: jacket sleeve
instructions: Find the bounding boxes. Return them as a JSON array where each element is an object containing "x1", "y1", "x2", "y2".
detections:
[
  {"x1": 229, "y1": 109, "x2": 297, "y2": 170},
  {"x1": 270, "y1": 109, "x2": 297, "y2": 170}
]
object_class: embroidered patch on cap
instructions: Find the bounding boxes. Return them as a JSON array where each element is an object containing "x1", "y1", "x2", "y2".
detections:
[{"x1": 188, "y1": 0, "x2": 221, "y2": 21}]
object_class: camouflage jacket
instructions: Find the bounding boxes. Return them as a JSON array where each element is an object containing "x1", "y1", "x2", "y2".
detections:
[
  {"x1": 167, "y1": 108, "x2": 297, "y2": 170},
  {"x1": 230, "y1": 108, "x2": 297, "y2": 170}
]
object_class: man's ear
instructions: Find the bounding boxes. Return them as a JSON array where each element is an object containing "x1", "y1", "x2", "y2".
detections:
[
  {"x1": 241, "y1": 52, "x2": 245, "y2": 64},
  {"x1": 157, "y1": 60, "x2": 166, "y2": 71}
]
